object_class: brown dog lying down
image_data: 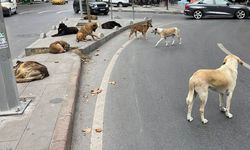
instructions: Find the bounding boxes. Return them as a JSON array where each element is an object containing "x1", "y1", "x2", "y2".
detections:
[
  {"x1": 83, "y1": 15, "x2": 98, "y2": 20},
  {"x1": 31, "y1": 40, "x2": 90, "y2": 62},
  {"x1": 14, "y1": 61, "x2": 49, "y2": 83},
  {"x1": 76, "y1": 22, "x2": 99, "y2": 42},
  {"x1": 129, "y1": 20, "x2": 153, "y2": 39}
]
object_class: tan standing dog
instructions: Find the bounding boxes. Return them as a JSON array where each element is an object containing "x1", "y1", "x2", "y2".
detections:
[
  {"x1": 76, "y1": 22, "x2": 99, "y2": 42},
  {"x1": 14, "y1": 61, "x2": 49, "y2": 83},
  {"x1": 152, "y1": 27, "x2": 181, "y2": 47},
  {"x1": 186, "y1": 54, "x2": 243, "y2": 124},
  {"x1": 129, "y1": 20, "x2": 153, "y2": 39}
]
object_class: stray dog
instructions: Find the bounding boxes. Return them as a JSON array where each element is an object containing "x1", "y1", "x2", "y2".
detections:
[
  {"x1": 51, "y1": 23, "x2": 79, "y2": 37},
  {"x1": 186, "y1": 54, "x2": 243, "y2": 124},
  {"x1": 129, "y1": 20, "x2": 153, "y2": 39},
  {"x1": 14, "y1": 61, "x2": 49, "y2": 83},
  {"x1": 152, "y1": 27, "x2": 181, "y2": 47},
  {"x1": 76, "y1": 22, "x2": 99, "y2": 42},
  {"x1": 101, "y1": 21, "x2": 122, "y2": 29},
  {"x1": 49, "y1": 40, "x2": 70, "y2": 53},
  {"x1": 83, "y1": 15, "x2": 98, "y2": 20}
]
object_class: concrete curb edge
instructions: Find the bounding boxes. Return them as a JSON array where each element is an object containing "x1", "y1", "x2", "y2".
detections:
[{"x1": 49, "y1": 59, "x2": 81, "y2": 150}]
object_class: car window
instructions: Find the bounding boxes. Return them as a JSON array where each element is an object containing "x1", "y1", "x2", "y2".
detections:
[
  {"x1": 201, "y1": 0, "x2": 214, "y2": 4},
  {"x1": 215, "y1": 0, "x2": 228, "y2": 4}
]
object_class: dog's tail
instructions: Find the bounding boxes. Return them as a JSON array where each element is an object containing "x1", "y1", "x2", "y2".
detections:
[{"x1": 186, "y1": 78, "x2": 195, "y2": 105}]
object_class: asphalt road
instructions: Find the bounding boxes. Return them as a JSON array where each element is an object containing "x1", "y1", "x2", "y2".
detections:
[{"x1": 72, "y1": 14, "x2": 250, "y2": 150}]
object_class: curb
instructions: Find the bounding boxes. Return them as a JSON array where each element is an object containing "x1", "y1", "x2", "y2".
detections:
[
  {"x1": 112, "y1": 9, "x2": 184, "y2": 14},
  {"x1": 79, "y1": 20, "x2": 147, "y2": 54},
  {"x1": 49, "y1": 59, "x2": 81, "y2": 150}
]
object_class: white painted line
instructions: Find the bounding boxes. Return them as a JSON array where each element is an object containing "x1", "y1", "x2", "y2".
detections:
[
  {"x1": 56, "y1": 10, "x2": 71, "y2": 14},
  {"x1": 19, "y1": 10, "x2": 34, "y2": 15},
  {"x1": 90, "y1": 38, "x2": 135, "y2": 150},
  {"x1": 217, "y1": 43, "x2": 250, "y2": 69},
  {"x1": 38, "y1": 10, "x2": 54, "y2": 14}
]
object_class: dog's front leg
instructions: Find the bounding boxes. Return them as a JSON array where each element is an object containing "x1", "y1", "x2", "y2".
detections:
[
  {"x1": 219, "y1": 93, "x2": 226, "y2": 112},
  {"x1": 155, "y1": 38, "x2": 164, "y2": 47},
  {"x1": 225, "y1": 92, "x2": 233, "y2": 118},
  {"x1": 171, "y1": 36, "x2": 175, "y2": 45}
]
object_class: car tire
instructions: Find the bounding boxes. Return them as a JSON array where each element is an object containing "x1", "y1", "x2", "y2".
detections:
[
  {"x1": 74, "y1": 7, "x2": 79, "y2": 14},
  {"x1": 235, "y1": 9, "x2": 246, "y2": 19},
  {"x1": 104, "y1": 12, "x2": 108, "y2": 15},
  {"x1": 7, "y1": 9, "x2": 11, "y2": 17},
  {"x1": 193, "y1": 10, "x2": 203, "y2": 20},
  {"x1": 117, "y1": 2, "x2": 123, "y2": 7}
]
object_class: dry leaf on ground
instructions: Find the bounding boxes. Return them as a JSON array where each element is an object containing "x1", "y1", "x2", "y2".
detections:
[
  {"x1": 109, "y1": 81, "x2": 116, "y2": 85},
  {"x1": 91, "y1": 88, "x2": 102, "y2": 96},
  {"x1": 94, "y1": 53, "x2": 99, "y2": 56},
  {"x1": 82, "y1": 128, "x2": 92, "y2": 135},
  {"x1": 95, "y1": 128, "x2": 103, "y2": 133}
]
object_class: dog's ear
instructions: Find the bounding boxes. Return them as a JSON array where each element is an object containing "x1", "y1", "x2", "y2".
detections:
[
  {"x1": 223, "y1": 57, "x2": 227, "y2": 65},
  {"x1": 237, "y1": 57, "x2": 243, "y2": 65}
]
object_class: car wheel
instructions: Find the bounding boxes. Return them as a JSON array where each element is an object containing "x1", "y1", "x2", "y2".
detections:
[
  {"x1": 7, "y1": 9, "x2": 11, "y2": 17},
  {"x1": 74, "y1": 7, "x2": 79, "y2": 14},
  {"x1": 117, "y1": 2, "x2": 123, "y2": 7},
  {"x1": 235, "y1": 9, "x2": 246, "y2": 19},
  {"x1": 104, "y1": 12, "x2": 108, "y2": 15},
  {"x1": 193, "y1": 10, "x2": 203, "y2": 20}
]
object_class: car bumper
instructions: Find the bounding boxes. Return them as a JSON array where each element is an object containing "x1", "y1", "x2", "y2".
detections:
[
  {"x1": 184, "y1": 9, "x2": 192, "y2": 16},
  {"x1": 2, "y1": 7, "x2": 9, "y2": 15},
  {"x1": 91, "y1": 8, "x2": 109, "y2": 14}
]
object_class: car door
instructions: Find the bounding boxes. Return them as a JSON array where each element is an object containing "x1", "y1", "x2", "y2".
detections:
[
  {"x1": 214, "y1": 0, "x2": 233, "y2": 16},
  {"x1": 199, "y1": 0, "x2": 217, "y2": 15}
]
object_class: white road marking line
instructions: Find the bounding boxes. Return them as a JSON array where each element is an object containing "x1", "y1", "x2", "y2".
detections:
[
  {"x1": 56, "y1": 10, "x2": 71, "y2": 14},
  {"x1": 38, "y1": 10, "x2": 54, "y2": 14},
  {"x1": 90, "y1": 38, "x2": 135, "y2": 150},
  {"x1": 19, "y1": 10, "x2": 34, "y2": 15},
  {"x1": 217, "y1": 43, "x2": 250, "y2": 70}
]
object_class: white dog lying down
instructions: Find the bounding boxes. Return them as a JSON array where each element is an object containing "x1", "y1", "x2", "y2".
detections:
[
  {"x1": 152, "y1": 27, "x2": 181, "y2": 47},
  {"x1": 186, "y1": 54, "x2": 243, "y2": 124}
]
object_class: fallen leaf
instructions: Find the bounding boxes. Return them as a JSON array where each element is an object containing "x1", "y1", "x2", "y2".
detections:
[
  {"x1": 109, "y1": 81, "x2": 116, "y2": 85},
  {"x1": 54, "y1": 61, "x2": 59, "y2": 63},
  {"x1": 95, "y1": 53, "x2": 99, "y2": 56},
  {"x1": 96, "y1": 49, "x2": 100, "y2": 52},
  {"x1": 91, "y1": 88, "x2": 102, "y2": 96},
  {"x1": 95, "y1": 128, "x2": 103, "y2": 133},
  {"x1": 82, "y1": 128, "x2": 92, "y2": 135}
]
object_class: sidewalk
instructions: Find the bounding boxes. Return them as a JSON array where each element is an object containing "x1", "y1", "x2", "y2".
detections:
[{"x1": 0, "y1": 17, "x2": 147, "y2": 150}]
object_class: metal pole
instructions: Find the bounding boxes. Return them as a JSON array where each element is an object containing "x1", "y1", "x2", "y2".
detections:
[
  {"x1": 166, "y1": 0, "x2": 169, "y2": 10},
  {"x1": 0, "y1": 5, "x2": 31, "y2": 116},
  {"x1": 132, "y1": 0, "x2": 135, "y2": 20},
  {"x1": 110, "y1": 0, "x2": 113, "y2": 20},
  {"x1": 79, "y1": 0, "x2": 83, "y2": 17},
  {"x1": 86, "y1": 0, "x2": 91, "y2": 22}
]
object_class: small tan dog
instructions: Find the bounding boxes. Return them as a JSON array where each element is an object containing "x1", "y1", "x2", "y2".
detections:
[
  {"x1": 83, "y1": 15, "x2": 98, "y2": 20},
  {"x1": 49, "y1": 40, "x2": 70, "y2": 53},
  {"x1": 14, "y1": 61, "x2": 49, "y2": 83},
  {"x1": 152, "y1": 27, "x2": 181, "y2": 47},
  {"x1": 76, "y1": 22, "x2": 99, "y2": 42},
  {"x1": 129, "y1": 20, "x2": 153, "y2": 39},
  {"x1": 186, "y1": 54, "x2": 243, "y2": 124}
]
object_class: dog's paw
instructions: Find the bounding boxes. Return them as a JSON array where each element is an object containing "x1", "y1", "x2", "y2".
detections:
[
  {"x1": 201, "y1": 118, "x2": 208, "y2": 124},
  {"x1": 220, "y1": 107, "x2": 227, "y2": 112},
  {"x1": 225, "y1": 112, "x2": 233, "y2": 118},
  {"x1": 187, "y1": 116, "x2": 193, "y2": 122}
]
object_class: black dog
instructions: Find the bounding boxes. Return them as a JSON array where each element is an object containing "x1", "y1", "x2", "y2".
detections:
[
  {"x1": 52, "y1": 23, "x2": 79, "y2": 37},
  {"x1": 101, "y1": 21, "x2": 122, "y2": 29}
]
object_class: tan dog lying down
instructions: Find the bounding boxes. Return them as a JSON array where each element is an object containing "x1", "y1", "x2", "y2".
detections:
[
  {"x1": 152, "y1": 27, "x2": 181, "y2": 47},
  {"x1": 76, "y1": 22, "x2": 99, "y2": 42},
  {"x1": 129, "y1": 20, "x2": 153, "y2": 39},
  {"x1": 186, "y1": 54, "x2": 243, "y2": 124},
  {"x1": 14, "y1": 61, "x2": 49, "y2": 83},
  {"x1": 83, "y1": 15, "x2": 98, "y2": 20}
]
